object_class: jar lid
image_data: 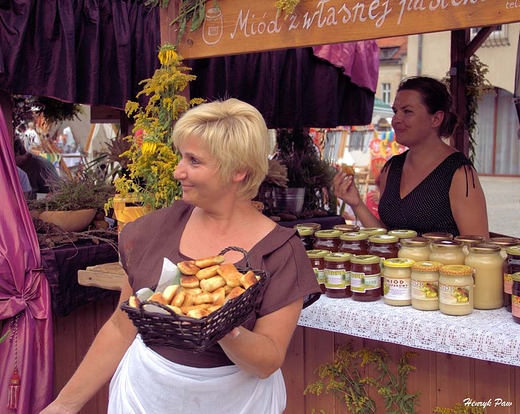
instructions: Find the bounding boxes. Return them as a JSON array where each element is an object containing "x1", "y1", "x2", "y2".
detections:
[
  {"x1": 307, "y1": 249, "x2": 330, "y2": 259},
  {"x1": 422, "y1": 232, "x2": 453, "y2": 241},
  {"x1": 350, "y1": 254, "x2": 381, "y2": 265},
  {"x1": 340, "y1": 232, "x2": 369, "y2": 241},
  {"x1": 333, "y1": 224, "x2": 361, "y2": 232},
  {"x1": 294, "y1": 222, "x2": 321, "y2": 231},
  {"x1": 440, "y1": 264, "x2": 474, "y2": 276},
  {"x1": 368, "y1": 234, "x2": 399, "y2": 244},
  {"x1": 384, "y1": 258, "x2": 415, "y2": 268},
  {"x1": 324, "y1": 252, "x2": 352, "y2": 262},
  {"x1": 512, "y1": 272, "x2": 520, "y2": 282},
  {"x1": 432, "y1": 240, "x2": 463, "y2": 249},
  {"x1": 506, "y1": 245, "x2": 520, "y2": 256},
  {"x1": 454, "y1": 235, "x2": 485, "y2": 245},
  {"x1": 399, "y1": 237, "x2": 430, "y2": 247},
  {"x1": 412, "y1": 260, "x2": 443, "y2": 272},
  {"x1": 489, "y1": 237, "x2": 520, "y2": 248},
  {"x1": 297, "y1": 227, "x2": 314, "y2": 236},
  {"x1": 359, "y1": 227, "x2": 387, "y2": 236},
  {"x1": 388, "y1": 229, "x2": 418, "y2": 239},
  {"x1": 468, "y1": 242, "x2": 501, "y2": 253},
  {"x1": 314, "y1": 230, "x2": 342, "y2": 239}
]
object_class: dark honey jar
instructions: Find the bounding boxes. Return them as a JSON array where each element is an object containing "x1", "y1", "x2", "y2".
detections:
[
  {"x1": 297, "y1": 226, "x2": 315, "y2": 251},
  {"x1": 350, "y1": 254, "x2": 382, "y2": 302},
  {"x1": 313, "y1": 230, "x2": 342, "y2": 253},
  {"x1": 339, "y1": 232, "x2": 369, "y2": 256},
  {"x1": 512, "y1": 272, "x2": 520, "y2": 324},
  {"x1": 505, "y1": 246, "x2": 520, "y2": 311},
  {"x1": 324, "y1": 252, "x2": 352, "y2": 298},
  {"x1": 307, "y1": 249, "x2": 330, "y2": 294}
]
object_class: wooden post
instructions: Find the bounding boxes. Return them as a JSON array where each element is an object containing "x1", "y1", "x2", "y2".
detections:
[{"x1": 450, "y1": 29, "x2": 469, "y2": 156}]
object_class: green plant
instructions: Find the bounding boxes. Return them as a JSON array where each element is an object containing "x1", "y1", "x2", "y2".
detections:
[
  {"x1": 443, "y1": 55, "x2": 493, "y2": 162},
  {"x1": 0, "y1": 330, "x2": 10, "y2": 344},
  {"x1": 433, "y1": 403, "x2": 487, "y2": 414},
  {"x1": 304, "y1": 342, "x2": 420, "y2": 413},
  {"x1": 106, "y1": 43, "x2": 203, "y2": 212},
  {"x1": 275, "y1": 0, "x2": 303, "y2": 19}
]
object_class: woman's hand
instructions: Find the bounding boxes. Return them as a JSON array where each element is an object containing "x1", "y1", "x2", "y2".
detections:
[{"x1": 333, "y1": 170, "x2": 361, "y2": 208}]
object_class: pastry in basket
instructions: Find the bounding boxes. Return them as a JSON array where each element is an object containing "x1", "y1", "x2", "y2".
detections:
[{"x1": 56, "y1": 99, "x2": 321, "y2": 414}]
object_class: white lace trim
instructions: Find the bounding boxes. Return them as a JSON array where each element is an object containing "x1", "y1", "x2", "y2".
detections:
[{"x1": 298, "y1": 296, "x2": 520, "y2": 367}]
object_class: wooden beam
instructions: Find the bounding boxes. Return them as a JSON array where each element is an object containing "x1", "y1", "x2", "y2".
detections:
[{"x1": 465, "y1": 26, "x2": 498, "y2": 58}]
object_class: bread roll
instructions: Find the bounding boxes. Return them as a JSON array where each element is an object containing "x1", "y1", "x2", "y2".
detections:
[
  {"x1": 194, "y1": 255, "x2": 225, "y2": 268},
  {"x1": 181, "y1": 304, "x2": 211, "y2": 314},
  {"x1": 129, "y1": 296, "x2": 140, "y2": 308},
  {"x1": 180, "y1": 275, "x2": 200, "y2": 289},
  {"x1": 162, "y1": 284, "x2": 180, "y2": 304},
  {"x1": 207, "y1": 304, "x2": 222, "y2": 313},
  {"x1": 217, "y1": 263, "x2": 242, "y2": 287},
  {"x1": 148, "y1": 292, "x2": 168, "y2": 305},
  {"x1": 212, "y1": 287, "x2": 226, "y2": 306},
  {"x1": 341, "y1": 164, "x2": 355, "y2": 176},
  {"x1": 171, "y1": 290, "x2": 186, "y2": 307},
  {"x1": 183, "y1": 291, "x2": 195, "y2": 307},
  {"x1": 226, "y1": 286, "x2": 245, "y2": 302},
  {"x1": 200, "y1": 275, "x2": 226, "y2": 292},
  {"x1": 240, "y1": 270, "x2": 258, "y2": 290},
  {"x1": 182, "y1": 287, "x2": 202, "y2": 295},
  {"x1": 178, "y1": 260, "x2": 200, "y2": 275},
  {"x1": 186, "y1": 309, "x2": 210, "y2": 319},
  {"x1": 166, "y1": 305, "x2": 182, "y2": 315},
  {"x1": 192, "y1": 292, "x2": 214, "y2": 305},
  {"x1": 196, "y1": 264, "x2": 220, "y2": 280}
]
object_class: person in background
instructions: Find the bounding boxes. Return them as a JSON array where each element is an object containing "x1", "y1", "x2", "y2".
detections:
[
  {"x1": 16, "y1": 166, "x2": 32, "y2": 199},
  {"x1": 62, "y1": 126, "x2": 76, "y2": 153},
  {"x1": 334, "y1": 76, "x2": 489, "y2": 239},
  {"x1": 22, "y1": 121, "x2": 41, "y2": 150},
  {"x1": 14, "y1": 137, "x2": 60, "y2": 200},
  {"x1": 41, "y1": 98, "x2": 320, "y2": 414}
]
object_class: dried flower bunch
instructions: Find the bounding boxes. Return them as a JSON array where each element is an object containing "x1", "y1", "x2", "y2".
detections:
[{"x1": 107, "y1": 43, "x2": 203, "y2": 211}]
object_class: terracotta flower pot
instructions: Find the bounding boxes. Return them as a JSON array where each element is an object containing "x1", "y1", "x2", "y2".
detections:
[{"x1": 39, "y1": 208, "x2": 97, "y2": 232}]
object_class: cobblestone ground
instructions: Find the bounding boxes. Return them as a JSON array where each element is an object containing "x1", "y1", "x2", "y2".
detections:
[{"x1": 480, "y1": 176, "x2": 520, "y2": 238}]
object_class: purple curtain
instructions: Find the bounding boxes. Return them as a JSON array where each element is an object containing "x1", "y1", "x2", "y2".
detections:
[
  {"x1": 0, "y1": 108, "x2": 53, "y2": 411},
  {"x1": 0, "y1": 0, "x2": 160, "y2": 110}
]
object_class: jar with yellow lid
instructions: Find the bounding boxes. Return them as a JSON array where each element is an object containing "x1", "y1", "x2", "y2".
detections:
[
  {"x1": 339, "y1": 232, "x2": 369, "y2": 256},
  {"x1": 333, "y1": 223, "x2": 361, "y2": 233},
  {"x1": 297, "y1": 227, "x2": 315, "y2": 251},
  {"x1": 411, "y1": 261, "x2": 442, "y2": 310},
  {"x1": 429, "y1": 240, "x2": 465, "y2": 265},
  {"x1": 454, "y1": 235, "x2": 485, "y2": 255},
  {"x1": 360, "y1": 227, "x2": 387, "y2": 236},
  {"x1": 294, "y1": 222, "x2": 321, "y2": 232},
  {"x1": 324, "y1": 252, "x2": 352, "y2": 298},
  {"x1": 383, "y1": 258, "x2": 415, "y2": 306},
  {"x1": 465, "y1": 243, "x2": 503, "y2": 309},
  {"x1": 368, "y1": 234, "x2": 399, "y2": 277},
  {"x1": 307, "y1": 249, "x2": 329, "y2": 293},
  {"x1": 439, "y1": 264, "x2": 474, "y2": 315},
  {"x1": 504, "y1": 245, "x2": 520, "y2": 311},
  {"x1": 350, "y1": 255, "x2": 381, "y2": 302},
  {"x1": 313, "y1": 230, "x2": 342, "y2": 253},
  {"x1": 388, "y1": 229, "x2": 418, "y2": 242},
  {"x1": 398, "y1": 237, "x2": 431, "y2": 262}
]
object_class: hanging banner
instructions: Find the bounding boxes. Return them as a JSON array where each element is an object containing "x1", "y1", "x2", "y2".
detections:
[{"x1": 162, "y1": 0, "x2": 520, "y2": 59}]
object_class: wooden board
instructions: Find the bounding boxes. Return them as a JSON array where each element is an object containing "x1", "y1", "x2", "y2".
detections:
[
  {"x1": 162, "y1": 0, "x2": 520, "y2": 59},
  {"x1": 78, "y1": 262, "x2": 126, "y2": 291}
]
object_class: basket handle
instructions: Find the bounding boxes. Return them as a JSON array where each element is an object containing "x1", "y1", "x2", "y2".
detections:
[{"x1": 218, "y1": 246, "x2": 250, "y2": 269}]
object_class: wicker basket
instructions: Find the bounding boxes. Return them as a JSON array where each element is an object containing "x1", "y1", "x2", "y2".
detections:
[{"x1": 120, "y1": 247, "x2": 270, "y2": 353}]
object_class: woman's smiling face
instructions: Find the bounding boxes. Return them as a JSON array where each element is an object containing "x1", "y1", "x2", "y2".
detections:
[{"x1": 174, "y1": 136, "x2": 223, "y2": 206}]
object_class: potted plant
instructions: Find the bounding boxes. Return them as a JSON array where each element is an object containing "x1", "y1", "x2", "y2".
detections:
[{"x1": 105, "y1": 43, "x2": 203, "y2": 228}]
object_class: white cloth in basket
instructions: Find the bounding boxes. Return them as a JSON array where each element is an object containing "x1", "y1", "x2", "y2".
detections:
[{"x1": 108, "y1": 335, "x2": 286, "y2": 414}]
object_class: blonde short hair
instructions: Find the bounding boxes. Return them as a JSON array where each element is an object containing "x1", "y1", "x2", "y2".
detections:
[{"x1": 172, "y1": 98, "x2": 270, "y2": 200}]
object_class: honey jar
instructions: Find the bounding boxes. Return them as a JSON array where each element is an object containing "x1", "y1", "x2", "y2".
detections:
[
  {"x1": 333, "y1": 224, "x2": 361, "y2": 233},
  {"x1": 439, "y1": 264, "x2": 474, "y2": 316},
  {"x1": 388, "y1": 229, "x2": 418, "y2": 246},
  {"x1": 339, "y1": 232, "x2": 369, "y2": 256},
  {"x1": 324, "y1": 252, "x2": 352, "y2": 298},
  {"x1": 512, "y1": 272, "x2": 520, "y2": 324},
  {"x1": 307, "y1": 249, "x2": 329, "y2": 294},
  {"x1": 313, "y1": 230, "x2": 342, "y2": 253},
  {"x1": 359, "y1": 227, "x2": 387, "y2": 237},
  {"x1": 350, "y1": 255, "x2": 382, "y2": 302},
  {"x1": 465, "y1": 243, "x2": 503, "y2": 310},
  {"x1": 297, "y1": 227, "x2": 315, "y2": 251},
  {"x1": 429, "y1": 240, "x2": 465, "y2": 265},
  {"x1": 294, "y1": 222, "x2": 322, "y2": 232},
  {"x1": 383, "y1": 258, "x2": 415, "y2": 306},
  {"x1": 504, "y1": 245, "x2": 520, "y2": 311},
  {"x1": 454, "y1": 235, "x2": 485, "y2": 255},
  {"x1": 411, "y1": 261, "x2": 442, "y2": 311},
  {"x1": 422, "y1": 232, "x2": 453, "y2": 244},
  {"x1": 398, "y1": 237, "x2": 431, "y2": 262}
]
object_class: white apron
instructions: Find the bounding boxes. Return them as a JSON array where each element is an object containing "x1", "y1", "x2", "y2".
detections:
[{"x1": 108, "y1": 335, "x2": 286, "y2": 414}]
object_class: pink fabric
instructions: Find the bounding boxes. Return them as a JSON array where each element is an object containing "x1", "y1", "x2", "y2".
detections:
[
  {"x1": 312, "y1": 41, "x2": 380, "y2": 93},
  {"x1": 0, "y1": 108, "x2": 54, "y2": 412}
]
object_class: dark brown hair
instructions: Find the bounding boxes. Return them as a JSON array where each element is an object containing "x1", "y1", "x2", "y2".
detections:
[{"x1": 13, "y1": 137, "x2": 27, "y2": 156}]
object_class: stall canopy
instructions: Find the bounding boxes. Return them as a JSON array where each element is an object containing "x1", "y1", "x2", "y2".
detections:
[
  {"x1": 188, "y1": 41, "x2": 380, "y2": 128},
  {"x1": 373, "y1": 98, "x2": 394, "y2": 118}
]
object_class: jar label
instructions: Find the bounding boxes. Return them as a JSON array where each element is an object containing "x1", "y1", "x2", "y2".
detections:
[
  {"x1": 314, "y1": 268, "x2": 326, "y2": 285},
  {"x1": 412, "y1": 280, "x2": 439, "y2": 300},
  {"x1": 351, "y1": 271, "x2": 381, "y2": 292},
  {"x1": 325, "y1": 269, "x2": 349, "y2": 289},
  {"x1": 512, "y1": 295, "x2": 520, "y2": 317},
  {"x1": 439, "y1": 284, "x2": 470, "y2": 305},
  {"x1": 384, "y1": 277, "x2": 411, "y2": 300},
  {"x1": 504, "y1": 273, "x2": 513, "y2": 294}
]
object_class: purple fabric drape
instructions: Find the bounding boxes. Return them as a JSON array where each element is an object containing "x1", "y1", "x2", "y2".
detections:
[
  {"x1": 187, "y1": 45, "x2": 378, "y2": 128},
  {"x1": 0, "y1": 109, "x2": 53, "y2": 411},
  {"x1": 0, "y1": 0, "x2": 160, "y2": 110}
]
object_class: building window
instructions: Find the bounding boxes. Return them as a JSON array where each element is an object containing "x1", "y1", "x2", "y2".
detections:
[
  {"x1": 379, "y1": 47, "x2": 399, "y2": 61},
  {"x1": 382, "y1": 83, "x2": 391, "y2": 104},
  {"x1": 471, "y1": 25, "x2": 509, "y2": 47}
]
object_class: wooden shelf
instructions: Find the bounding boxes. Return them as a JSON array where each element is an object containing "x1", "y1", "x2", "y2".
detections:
[{"x1": 78, "y1": 262, "x2": 126, "y2": 291}]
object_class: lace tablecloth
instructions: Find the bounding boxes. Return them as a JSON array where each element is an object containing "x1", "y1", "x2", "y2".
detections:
[{"x1": 299, "y1": 296, "x2": 520, "y2": 367}]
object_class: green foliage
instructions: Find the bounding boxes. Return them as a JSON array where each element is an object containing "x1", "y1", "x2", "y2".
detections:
[
  {"x1": 304, "y1": 342, "x2": 420, "y2": 413},
  {"x1": 433, "y1": 403, "x2": 487, "y2": 414}
]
